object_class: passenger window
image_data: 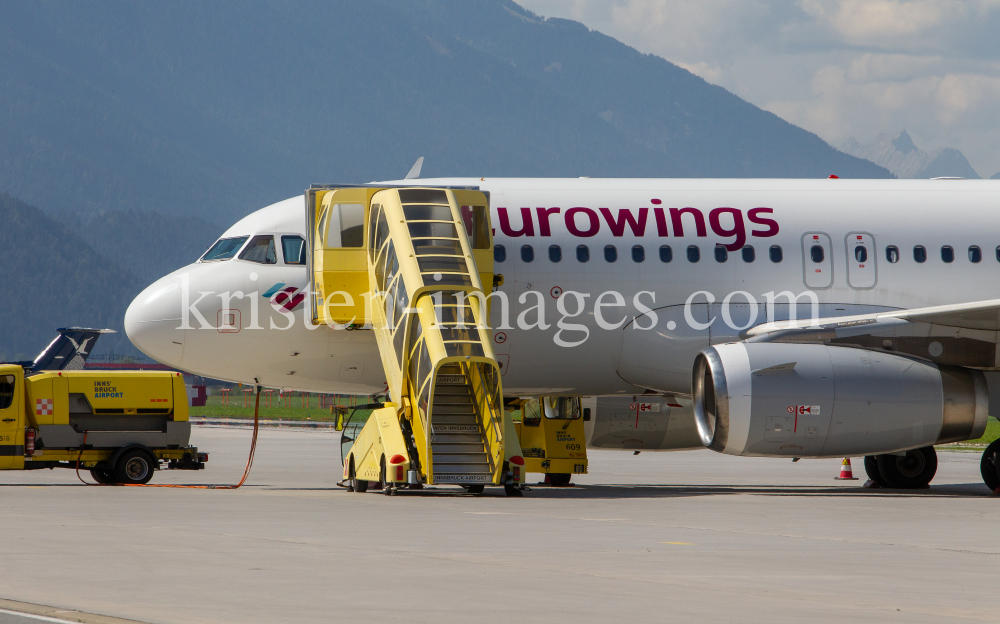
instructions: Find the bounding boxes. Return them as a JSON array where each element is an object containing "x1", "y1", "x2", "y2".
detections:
[
  {"x1": 687, "y1": 245, "x2": 700, "y2": 263},
  {"x1": 239, "y1": 235, "x2": 277, "y2": 264},
  {"x1": 0, "y1": 375, "x2": 14, "y2": 410},
  {"x1": 854, "y1": 246, "x2": 868, "y2": 263},
  {"x1": 714, "y1": 245, "x2": 727, "y2": 263},
  {"x1": 325, "y1": 203, "x2": 365, "y2": 248},
  {"x1": 886, "y1": 246, "x2": 899, "y2": 263},
  {"x1": 742, "y1": 245, "x2": 755, "y2": 262},
  {"x1": 521, "y1": 245, "x2": 534, "y2": 263},
  {"x1": 810, "y1": 245, "x2": 825, "y2": 263},
  {"x1": 969, "y1": 245, "x2": 982, "y2": 263},
  {"x1": 941, "y1": 245, "x2": 954, "y2": 263},
  {"x1": 914, "y1": 245, "x2": 927, "y2": 263},
  {"x1": 201, "y1": 236, "x2": 248, "y2": 262},
  {"x1": 549, "y1": 245, "x2": 562, "y2": 263},
  {"x1": 281, "y1": 236, "x2": 307, "y2": 265},
  {"x1": 659, "y1": 245, "x2": 672, "y2": 263},
  {"x1": 632, "y1": 245, "x2": 645, "y2": 263},
  {"x1": 769, "y1": 245, "x2": 783, "y2": 263},
  {"x1": 494, "y1": 244, "x2": 506, "y2": 263},
  {"x1": 604, "y1": 245, "x2": 617, "y2": 262},
  {"x1": 576, "y1": 245, "x2": 590, "y2": 263}
]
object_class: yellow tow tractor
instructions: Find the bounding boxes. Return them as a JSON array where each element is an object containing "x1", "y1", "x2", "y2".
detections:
[
  {"x1": 0, "y1": 329, "x2": 206, "y2": 484},
  {"x1": 511, "y1": 397, "x2": 589, "y2": 486}
]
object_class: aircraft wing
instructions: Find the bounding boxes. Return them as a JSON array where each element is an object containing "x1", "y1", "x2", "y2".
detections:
[{"x1": 742, "y1": 299, "x2": 1000, "y2": 368}]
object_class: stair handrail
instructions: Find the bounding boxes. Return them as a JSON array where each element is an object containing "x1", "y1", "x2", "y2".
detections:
[{"x1": 467, "y1": 361, "x2": 504, "y2": 476}]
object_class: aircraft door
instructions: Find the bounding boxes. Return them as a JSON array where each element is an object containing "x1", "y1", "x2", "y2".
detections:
[
  {"x1": 801, "y1": 233, "x2": 833, "y2": 289},
  {"x1": 845, "y1": 233, "x2": 876, "y2": 289}
]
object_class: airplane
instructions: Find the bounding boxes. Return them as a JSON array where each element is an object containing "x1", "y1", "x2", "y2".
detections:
[{"x1": 124, "y1": 173, "x2": 1000, "y2": 492}]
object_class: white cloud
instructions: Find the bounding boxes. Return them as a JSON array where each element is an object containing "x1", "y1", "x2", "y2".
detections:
[{"x1": 517, "y1": 0, "x2": 1000, "y2": 176}]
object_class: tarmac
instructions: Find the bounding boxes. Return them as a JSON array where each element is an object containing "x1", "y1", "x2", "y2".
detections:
[{"x1": 0, "y1": 424, "x2": 996, "y2": 624}]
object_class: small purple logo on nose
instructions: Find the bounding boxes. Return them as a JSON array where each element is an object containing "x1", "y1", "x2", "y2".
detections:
[{"x1": 264, "y1": 283, "x2": 304, "y2": 311}]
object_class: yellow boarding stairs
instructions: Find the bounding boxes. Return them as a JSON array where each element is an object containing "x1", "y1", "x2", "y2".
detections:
[{"x1": 309, "y1": 185, "x2": 523, "y2": 496}]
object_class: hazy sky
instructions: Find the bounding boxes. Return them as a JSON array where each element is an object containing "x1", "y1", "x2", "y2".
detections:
[{"x1": 517, "y1": 0, "x2": 1000, "y2": 177}]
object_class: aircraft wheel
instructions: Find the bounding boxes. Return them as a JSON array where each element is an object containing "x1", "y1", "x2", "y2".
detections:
[
  {"x1": 877, "y1": 447, "x2": 937, "y2": 489},
  {"x1": 548, "y1": 473, "x2": 571, "y2": 487},
  {"x1": 980, "y1": 439, "x2": 1000, "y2": 491},
  {"x1": 863, "y1": 455, "x2": 883, "y2": 486}
]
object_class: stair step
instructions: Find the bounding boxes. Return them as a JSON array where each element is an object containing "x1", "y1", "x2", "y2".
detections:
[
  {"x1": 433, "y1": 463, "x2": 492, "y2": 475},
  {"x1": 432, "y1": 453, "x2": 489, "y2": 464},
  {"x1": 433, "y1": 473, "x2": 493, "y2": 484},
  {"x1": 433, "y1": 396, "x2": 472, "y2": 405},
  {"x1": 433, "y1": 432, "x2": 483, "y2": 443},
  {"x1": 432, "y1": 442, "x2": 485, "y2": 453},
  {"x1": 434, "y1": 406, "x2": 478, "y2": 416}
]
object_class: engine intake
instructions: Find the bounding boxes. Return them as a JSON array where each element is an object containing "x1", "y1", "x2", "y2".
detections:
[{"x1": 692, "y1": 343, "x2": 988, "y2": 457}]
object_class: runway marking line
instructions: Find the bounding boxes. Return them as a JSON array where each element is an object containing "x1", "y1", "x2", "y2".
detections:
[
  {"x1": 464, "y1": 512, "x2": 516, "y2": 515},
  {"x1": 661, "y1": 542, "x2": 696, "y2": 545},
  {"x1": 0, "y1": 607, "x2": 95, "y2": 623}
]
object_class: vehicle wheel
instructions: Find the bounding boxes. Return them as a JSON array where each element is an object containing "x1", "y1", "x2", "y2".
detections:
[
  {"x1": 114, "y1": 449, "x2": 155, "y2": 485},
  {"x1": 980, "y1": 439, "x2": 1000, "y2": 491},
  {"x1": 463, "y1": 484, "x2": 485, "y2": 494},
  {"x1": 864, "y1": 455, "x2": 883, "y2": 486},
  {"x1": 349, "y1": 457, "x2": 367, "y2": 493},
  {"x1": 90, "y1": 468, "x2": 116, "y2": 484},
  {"x1": 504, "y1": 484, "x2": 523, "y2": 497},
  {"x1": 877, "y1": 447, "x2": 937, "y2": 489},
  {"x1": 548, "y1": 473, "x2": 571, "y2": 487}
]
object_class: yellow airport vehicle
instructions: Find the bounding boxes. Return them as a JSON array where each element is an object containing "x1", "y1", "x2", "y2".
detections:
[
  {"x1": 314, "y1": 185, "x2": 523, "y2": 495},
  {"x1": 0, "y1": 365, "x2": 206, "y2": 484},
  {"x1": 512, "y1": 397, "x2": 589, "y2": 486}
]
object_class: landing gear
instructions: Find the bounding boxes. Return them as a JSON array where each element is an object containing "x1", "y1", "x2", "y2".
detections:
[
  {"x1": 876, "y1": 446, "x2": 937, "y2": 489},
  {"x1": 980, "y1": 439, "x2": 1000, "y2": 491},
  {"x1": 863, "y1": 455, "x2": 883, "y2": 487}
]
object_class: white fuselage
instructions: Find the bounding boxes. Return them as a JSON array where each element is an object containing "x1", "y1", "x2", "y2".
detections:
[{"x1": 125, "y1": 177, "x2": 1000, "y2": 397}]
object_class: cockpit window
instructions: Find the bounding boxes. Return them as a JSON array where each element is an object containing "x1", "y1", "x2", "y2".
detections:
[
  {"x1": 239, "y1": 235, "x2": 277, "y2": 264},
  {"x1": 281, "y1": 236, "x2": 307, "y2": 265},
  {"x1": 201, "y1": 236, "x2": 248, "y2": 262}
]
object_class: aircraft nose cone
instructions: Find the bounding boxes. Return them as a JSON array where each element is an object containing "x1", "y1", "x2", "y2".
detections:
[{"x1": 125, "y1": 275, "x2": 185, "y2": 366}]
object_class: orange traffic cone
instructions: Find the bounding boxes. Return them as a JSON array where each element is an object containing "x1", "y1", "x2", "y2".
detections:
[{"x1": 835, "y1": 458, "x2": 859, "y2": 480}]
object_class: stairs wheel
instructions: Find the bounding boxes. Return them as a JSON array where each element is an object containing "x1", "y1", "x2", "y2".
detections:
[
  {"x1": 349, "y1": 457, "x2": 367, "y2": 493},
  {"x1": 504, "y1": 484, "x2": 523, "y2": 497},
  {"x1": 463, "y1": 484, "x2": 485, "y2": 494},
  {"x1": 548, "y1": 473, "x2": 572, "y2": 487}
]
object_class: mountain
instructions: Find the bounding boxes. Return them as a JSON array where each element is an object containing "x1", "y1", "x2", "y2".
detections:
[
  {"x1": 0, "y1": 194, "x2": 143, "y2": 361},
  {"x1": 78, "y1": 211, "x2": 223, "y2": 284},
  {"x1": 992, "y1": 172, "x2": 1000, "y2": 180},
  {"x1": 0, "y1": 0, "x2": 891, "y2": 228},
  {"x1": 841, "y1": 130, "x2": 981, "y2": 179}
]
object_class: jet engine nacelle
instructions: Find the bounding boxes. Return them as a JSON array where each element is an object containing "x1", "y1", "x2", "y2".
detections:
[{"x1": 692, "y1": 343, "x2": 989, "y2": 458}]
